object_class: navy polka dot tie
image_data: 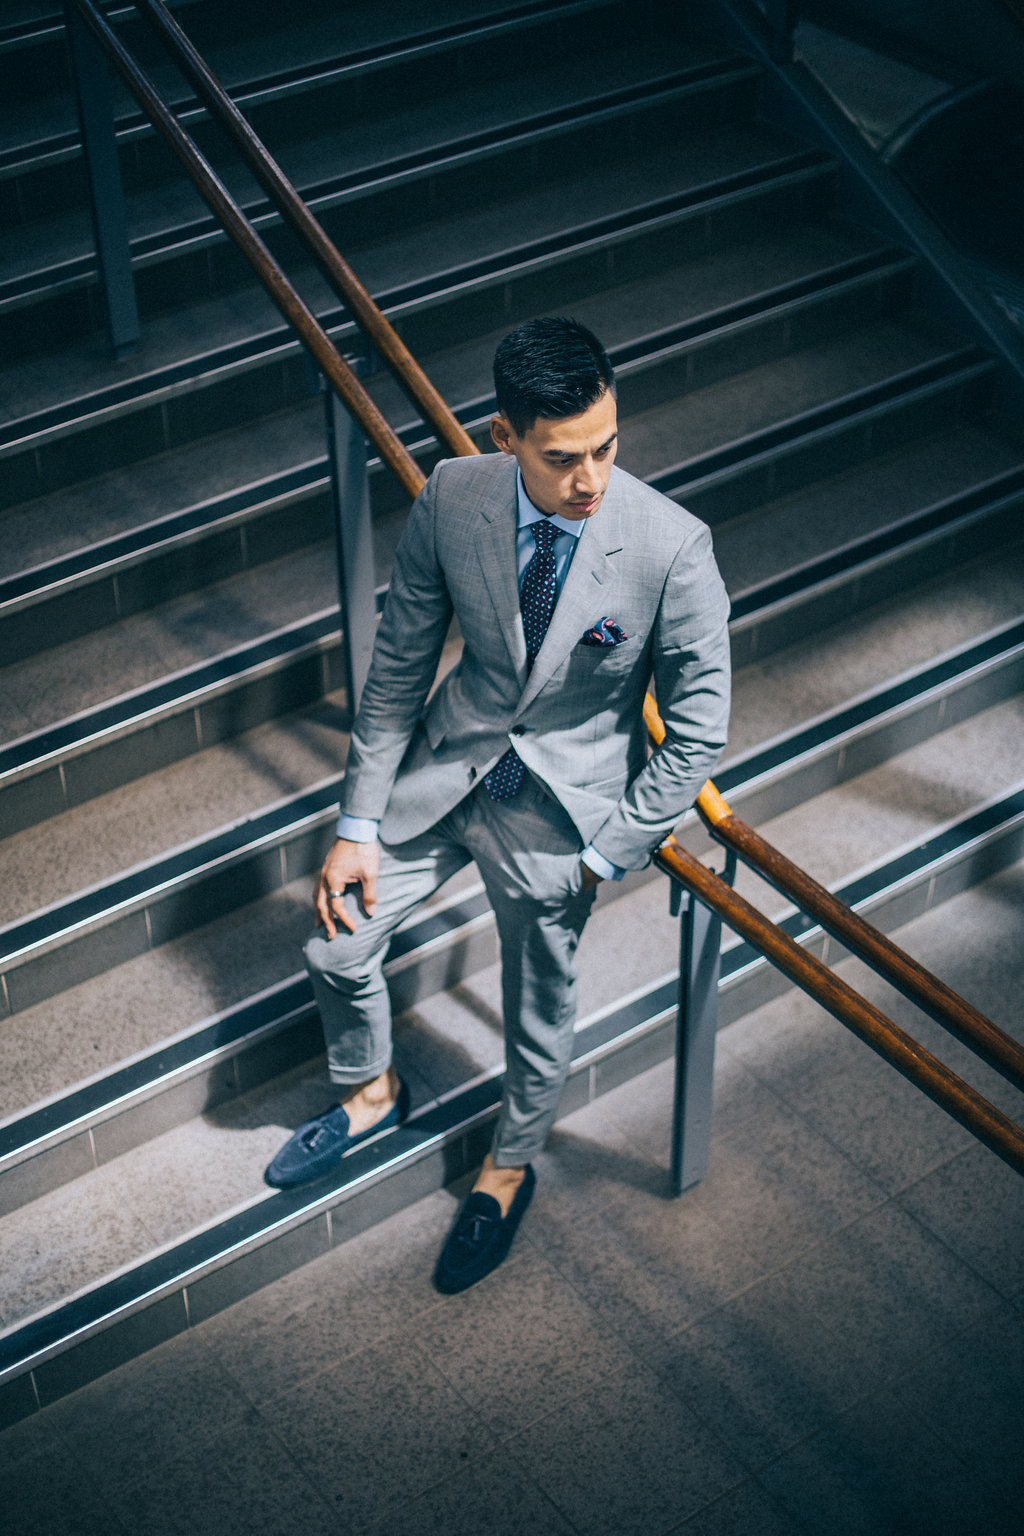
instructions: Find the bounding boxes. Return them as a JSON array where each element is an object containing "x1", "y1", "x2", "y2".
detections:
[{"x1": 485, "y1": 519, "x2": 559, "y2": 801}]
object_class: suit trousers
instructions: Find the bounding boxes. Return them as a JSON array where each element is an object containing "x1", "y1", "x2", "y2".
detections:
[{"x1": 304, "y1": 775, "x2": 598, "y2": 1165}]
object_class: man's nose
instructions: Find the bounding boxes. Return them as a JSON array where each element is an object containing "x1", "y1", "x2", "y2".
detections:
[{"x1": 573, "y1": 458, "x2": 599, "y2": 493}]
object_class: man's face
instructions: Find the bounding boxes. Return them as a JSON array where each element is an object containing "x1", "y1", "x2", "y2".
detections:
[{"x1": 490, "y1": 388, "x2": 618, "y2": 521}]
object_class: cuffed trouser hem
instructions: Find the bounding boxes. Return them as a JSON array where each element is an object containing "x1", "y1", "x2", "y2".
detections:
[
  {"x1": 326, "y1": 1052, "x2": 393, "y2": 1088},
  {"x1": 491, "y1": 1145, "x2": 540, "y2": 1169}
]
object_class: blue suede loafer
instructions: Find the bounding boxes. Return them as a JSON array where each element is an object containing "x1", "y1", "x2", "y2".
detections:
[
  {"x1": 265, "y1": 1079, "x2": 410, "y2": 1188},
  {"x1": 433, "y1": 1164, "x2": 536, "y2": 1293}
]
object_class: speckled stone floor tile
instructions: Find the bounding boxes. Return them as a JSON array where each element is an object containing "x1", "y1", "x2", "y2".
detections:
[
  {"x1": 757, "y1": 1385, "x2": 1022, "y2": 1536},
  {"x1": 507, "y1": 1357, "x2": 746, "y2": 1536}
]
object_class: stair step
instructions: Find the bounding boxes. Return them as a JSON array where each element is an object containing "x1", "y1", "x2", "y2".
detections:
[{"x1": 726, "y1": 549, "x2": 1024, "y2": 770}]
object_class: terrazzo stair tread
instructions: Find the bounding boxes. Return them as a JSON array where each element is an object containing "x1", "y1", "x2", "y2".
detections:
[
  {"x1": 1, "y1": 0, "x2": 707, "y2": 176},
  {"x1": 614, "y1": 317, "x2": 973, "y2": 484},
  {"x1": 723, "y1": 537, "x2": 1024, "y2": 764},
  {"x1": 5, "y1": 466, "x2": 1019, "y2": 866},
  {"x1": 1, "y1": 853, "x2": 1019, "y2": 1423},
  {"x1": 365, "y1": 227, "x2": 916, "y2": 432},
  {"x1": 332, "y1": 135, "x2": 836, "y2": 331},
  {"x1": 0, "y1": 274, "x2": 301, "y2": 437},
  {"x1": 4, "y1": 606, "x2": 1019, "y2": 1155},
  {"x1": 710, "y1": 421, "x2": 1024, "y2": 599},
  {"x1": 0, "y1": 145, "x2": 837, "y2": 510},
  {"x1": 0, "y1": 401, "x2": 330, "y2": 585},
  {"x1": 0, "y1": 697, "x2": 354, "y2": 928},
  {"x1": 0, "y1": 104, "x2": 818, "y2": 374},
  {"x1": 719, "y1": 692, "x2": 1024, "y2": 920},
  {"x1": 0, "y1": 853, "x2": 490, "y2": 1124},
  {"x1": 0, "y1": 27, "x2": 734, "y2": 295},
  {"x1": 0, "y1": 540, "x2": 339, "y2": 745},
  {"x1": 0, "y1": 154, "x2": 844, "y2": 512},
  {"x1": 0, "y1": 215, "x2": 890, "y2": 579},
  {"x1": 2, "y1": 545, "x2": 1020, "y2": 1076},
  {"x1": 8, "y1": 280, "x2": 969, "y2": 613},
  {"x1": 2, "y1": 294, "x2": 963, "y2": 698},
  {"x1": 3, "y1": 487, "x2": 1021, "y2": 911}
]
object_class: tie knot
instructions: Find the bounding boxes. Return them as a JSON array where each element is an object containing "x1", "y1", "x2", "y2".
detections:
[{"x1": 531, "y1": 519, "x2": 558, "y2": 551}]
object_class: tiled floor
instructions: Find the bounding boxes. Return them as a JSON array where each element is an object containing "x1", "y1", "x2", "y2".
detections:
[{"x1": 3, "y1": 868, "x2": 1023, "y2": 1536}]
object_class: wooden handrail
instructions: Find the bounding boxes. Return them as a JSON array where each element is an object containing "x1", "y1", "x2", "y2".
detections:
[
  {"x1": 645, "y1": 699, "x2": 1024, "y2": 1094},
  {"x1": 655, "y1": 838, "x2": 1024, "y2": 1177},
  {"x1": 132, "y1": 0, "x2": 479, "y2": 465},
  {"x1": 707, "y1": 804, "x2": 1024, "y2": 1095},
  {"x1": 68, "y1": 0, "x2": 428, "y2": 502}
]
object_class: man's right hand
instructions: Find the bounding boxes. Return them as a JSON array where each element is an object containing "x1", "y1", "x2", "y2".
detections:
[{"x1": 314, "y1": 838, "x2": 379, "y2": 939}]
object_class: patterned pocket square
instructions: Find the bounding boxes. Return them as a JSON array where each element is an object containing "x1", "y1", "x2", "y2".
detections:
[{"x1": 580, "y1": 616, "x2": 629, "y2": 647}]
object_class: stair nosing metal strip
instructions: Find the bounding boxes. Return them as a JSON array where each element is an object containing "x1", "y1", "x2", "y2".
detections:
[
  {"x1": 728, "y1": 467, "x2": 1024, "y2": 623},
  {"x1": 649, "y1": 346, "x2": 994, "y2": 498},
  {"x1": 0, "y1": 984, "x2": 681, "y2": 1386},
  {"x1": 0, "y1": 883, "x2": 494, "y2": 1168},
  {"x1": 0, "y1": 609, "x2": 339, "y2": 784},
  {"x1": 3, "y1": 229, "x2": 902, "y2": 612},
  {"x1": 2, "y1": 618, "x2": 1022, "y2": 1121},
  {"x1": 717, "y1": 616, "x2": 1024, "y2": 798}
]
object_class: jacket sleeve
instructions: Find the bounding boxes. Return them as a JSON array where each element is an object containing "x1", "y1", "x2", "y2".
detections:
[
  {"x1": 588, "y1": 519, "x2": 731, "y2": 869},
  {"x1": 338, "y1": 467, "x2": 454, "y2": 821}
]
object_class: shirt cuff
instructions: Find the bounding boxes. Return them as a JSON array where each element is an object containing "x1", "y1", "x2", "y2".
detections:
[
  {"x1": 581, "y1": 844, "x2": 625, "y2": 882},
  {"x1": 336, "y1": 813, "x2": 379, "y2": 843}
]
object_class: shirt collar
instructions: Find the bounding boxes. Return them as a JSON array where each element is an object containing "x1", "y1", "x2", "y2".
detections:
[{"x1": 516, "y1": 470, "x2": 585, "y2": 541}]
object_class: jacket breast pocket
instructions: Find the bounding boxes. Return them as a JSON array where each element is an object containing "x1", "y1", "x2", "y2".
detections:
[{"x1": 571, "y1": 636, "x2": 639, "y2": 674}]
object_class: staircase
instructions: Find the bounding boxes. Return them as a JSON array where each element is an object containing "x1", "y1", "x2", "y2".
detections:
[{"x1": 1, "y1": 0, "x2": 1022, "y2": 1426}]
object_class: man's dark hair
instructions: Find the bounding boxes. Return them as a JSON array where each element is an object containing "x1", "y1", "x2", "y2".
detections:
[{"x1": 493, "y1": 317, "x2": 616, "y2": 437}]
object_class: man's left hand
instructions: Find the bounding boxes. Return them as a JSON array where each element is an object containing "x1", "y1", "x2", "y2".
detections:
[{"x1": 581, "y1": 861, "x2": 603, "y2": 891}]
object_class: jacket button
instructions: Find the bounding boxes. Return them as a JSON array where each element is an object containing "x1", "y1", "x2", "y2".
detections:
[
  {"x1": 511, "y1": 725, "x2": 525, "y2": 736},
  {"x1": 468, "y1": 766, "x2": 477, "y2": 780}
]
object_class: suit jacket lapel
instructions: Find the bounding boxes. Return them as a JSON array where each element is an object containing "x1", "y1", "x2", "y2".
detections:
[
  {"x1": 475, "y1": 467, "x2": 527, "y2": 682},
  {"x1": 516, "y1": 485, "x2": 625, "y2": 714}
]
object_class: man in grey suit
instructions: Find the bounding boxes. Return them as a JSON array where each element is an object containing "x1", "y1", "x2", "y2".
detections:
[{"x1": 266, "y1": 318, "x2": 731, "y2": 1291}]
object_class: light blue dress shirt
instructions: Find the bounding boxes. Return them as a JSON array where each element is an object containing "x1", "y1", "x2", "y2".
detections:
[{"x1": 338, "y1": 471, "x2": 624, "y2": 881}]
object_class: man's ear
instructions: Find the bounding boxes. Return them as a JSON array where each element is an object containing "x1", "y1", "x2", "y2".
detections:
[{"x1": 490, "y1": 414, "x2": 516, "y2": 455}]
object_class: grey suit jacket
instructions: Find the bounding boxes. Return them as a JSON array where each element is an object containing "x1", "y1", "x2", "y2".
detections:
[{"x1": 340, "y1": 453, "x2": 731, "y2": 870}]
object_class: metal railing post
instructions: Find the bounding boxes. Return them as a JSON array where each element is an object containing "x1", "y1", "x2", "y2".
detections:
[
  {"x1": 324, "y1": 366, "x2": 377, "y2": 715},
  {"x1": 64, "y1": 0, "x2": 140, "y2": 356},
  {"x1": 669, "y1": 855, "x2": 733, "y2": 1195}
]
